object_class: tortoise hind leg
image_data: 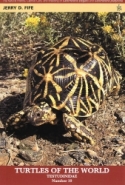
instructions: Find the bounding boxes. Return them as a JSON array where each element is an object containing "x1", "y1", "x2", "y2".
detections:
[{"x1": 63, "y1": 113, "x2": 95, "y2": 145}]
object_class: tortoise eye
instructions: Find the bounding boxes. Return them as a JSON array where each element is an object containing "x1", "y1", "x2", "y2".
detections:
[
  {"x1": 36, "y1": 113, "x2": 41, "y2": 117},
  {"x1": 91, "y1": 45, "x2": 99, "y2": 52}
]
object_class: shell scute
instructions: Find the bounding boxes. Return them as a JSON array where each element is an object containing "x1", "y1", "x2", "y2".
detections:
[{"x1": 24, "y1": 36, "x2": 122, "y2": 117}]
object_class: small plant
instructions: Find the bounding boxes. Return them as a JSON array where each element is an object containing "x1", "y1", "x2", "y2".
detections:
[
  {"x1": 102, "y1": 25, "x2": 114, "y2": 34},
  {"x1": 97, "y1": 12, "x2": 125, "y2": 58},
  {"x1": 24, "y1": 14, "x2": 55, "y2": 44},
  {"x1": 22, "y1": 68, "x2": 28, "y2": 78},
  {"x1": 25, "y1": 16, "x2": 40, "y2": 32},
  {"x1": 97, "y1": 12, "x2": 108, "y2": 26}
]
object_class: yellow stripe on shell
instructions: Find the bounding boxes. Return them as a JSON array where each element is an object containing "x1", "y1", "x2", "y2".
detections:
[
  {"x1": 48, "y1": 95, "x2": 56, "y2": 107},
  {"x1": 69, "y1": 98, "x2": 75, "y2": 115}
]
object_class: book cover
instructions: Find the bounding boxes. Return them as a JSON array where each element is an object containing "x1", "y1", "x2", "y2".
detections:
[{"x1": 0, "y1": 1, "x2": 125, "y2": 185}]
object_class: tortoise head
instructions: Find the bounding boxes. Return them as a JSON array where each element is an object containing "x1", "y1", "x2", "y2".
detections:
[{"x1": 27, "y1": 102, "x2": 57, "y2": 126}]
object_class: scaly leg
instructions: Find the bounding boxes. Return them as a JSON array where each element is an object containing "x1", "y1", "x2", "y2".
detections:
[{"x1": 63, "y1": 113, "x2": 95, "y2": 145}]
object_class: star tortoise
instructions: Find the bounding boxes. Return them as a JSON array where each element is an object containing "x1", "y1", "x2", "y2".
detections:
[{"x1": 6, "y1": 36, "x2": 122, "y2": 145}]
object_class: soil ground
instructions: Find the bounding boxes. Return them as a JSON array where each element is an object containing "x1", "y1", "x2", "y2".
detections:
[{"x1": 0, "y1": 78, "x2": 125, "y2": 166}]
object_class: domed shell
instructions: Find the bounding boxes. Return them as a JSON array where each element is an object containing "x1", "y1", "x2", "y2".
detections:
[{"x1": 24, "y1": 36, "x2": 119, "y2": 117}]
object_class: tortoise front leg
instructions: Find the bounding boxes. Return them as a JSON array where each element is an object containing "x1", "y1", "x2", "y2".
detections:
[{"x1": 63, "y1": 113, "x2": 95, "y2": 145}]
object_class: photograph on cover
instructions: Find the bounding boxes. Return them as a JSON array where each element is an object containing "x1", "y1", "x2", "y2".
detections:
[{"x1": 0, "y1": 12, "x2": 125, "y2": 166}]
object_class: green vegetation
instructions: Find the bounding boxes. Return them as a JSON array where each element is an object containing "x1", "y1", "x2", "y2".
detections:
[{"x1": 0, "y1": 12, "x2": 125, "y2": 77}]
